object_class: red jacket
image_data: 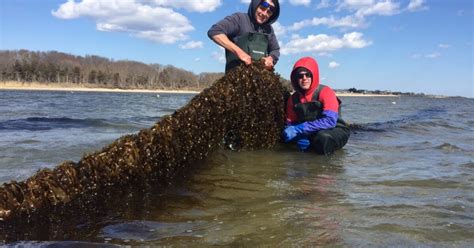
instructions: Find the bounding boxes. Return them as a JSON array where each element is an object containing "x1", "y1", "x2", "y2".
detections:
[{"x1": 286, "y1": 57, "x2": 339, "y2": 131}]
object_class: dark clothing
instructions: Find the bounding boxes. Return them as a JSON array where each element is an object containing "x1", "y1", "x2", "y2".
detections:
[
  {"x1": 207, "y1": 0, "x2": 280, "y2": 72},
  {"x1": 224, "y1": 31, "x2": 270, "y2": 72},
  {"x1": 310, "y1": 125, "x2": 350, "y2": 155}
]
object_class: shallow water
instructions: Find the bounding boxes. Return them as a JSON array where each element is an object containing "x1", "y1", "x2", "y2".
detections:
[{"x1": 1, "y1": 90, "x2": 473, "y2": 246}]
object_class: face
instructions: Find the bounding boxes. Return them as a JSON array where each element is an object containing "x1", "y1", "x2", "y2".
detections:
[
  {"x1": 255, "y1": 0, "x2": 275, "y2": 24},
  {"x1": 297, "y1": 71, "x2": 312, "y2": 91}
]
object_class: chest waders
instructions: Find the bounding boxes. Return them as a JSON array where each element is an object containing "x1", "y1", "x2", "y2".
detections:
[
  {"x1": 225, "y1": 32, "x2": 269, "y2": 72},
  {"x1": 292, "y1": 85, "x2": 348, "y2": 128}
]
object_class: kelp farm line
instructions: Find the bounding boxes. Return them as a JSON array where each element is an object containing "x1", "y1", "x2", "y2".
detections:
[{"x1": 0, "y1": 63, "x2": 288, "y2": 242}]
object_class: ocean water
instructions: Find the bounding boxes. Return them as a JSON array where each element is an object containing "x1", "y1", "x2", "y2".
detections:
[{"x1": 0, "y1": 90, "x2": 473, "y2": 247}]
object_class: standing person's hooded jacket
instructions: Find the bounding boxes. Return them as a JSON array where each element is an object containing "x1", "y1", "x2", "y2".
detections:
[
  {"x1": 207, "y1": 0, "x2": 280, "y2": 72},
  {"x1": 286, "y1": 57, "x2": 341, "y2": 134}
]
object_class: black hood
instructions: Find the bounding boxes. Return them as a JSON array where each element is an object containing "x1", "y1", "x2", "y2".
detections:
[{"x1": 248, "y1": 0, "x2": 280, "y2": 25}]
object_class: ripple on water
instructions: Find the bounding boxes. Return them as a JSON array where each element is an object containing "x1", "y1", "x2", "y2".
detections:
[
  {"x1": 434, "y1": 143, "x2": 465, "y2": 152},
  {"x1": 364, "y1": 222, "x2": 474, "y2": 244},
  {"x1": 100, "y1": 220, "x2": 209, "y2": 242},
  {"x1": 14, "y1": 139, "x2": 42, "y2": 145},
  {"x1": 6, "y1": 241, "x2": 120, "y2": 247},
  {"x1": 372, "y1": 178, "x2": 464, "y2": 189},
  {"x1": 460, "y1": 162, "x2": 474, "y2": 169}
]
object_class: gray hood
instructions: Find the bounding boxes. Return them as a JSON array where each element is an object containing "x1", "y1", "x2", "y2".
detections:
[{"x1": 248, "y1": 0, "x2": 280, "y2": 25}]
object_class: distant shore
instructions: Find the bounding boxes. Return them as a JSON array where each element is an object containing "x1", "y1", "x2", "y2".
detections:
[
  {"x1": 0, "y1": 81, "x2": 199, "y2": 94},
  {"x1": 0, "y1": 81, "x2": 399, "y2": 97}
]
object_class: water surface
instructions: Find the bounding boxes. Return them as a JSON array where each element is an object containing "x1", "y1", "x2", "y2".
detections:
[{"x1": 1, "y1": 90, "x2": 472, "y2": 246}]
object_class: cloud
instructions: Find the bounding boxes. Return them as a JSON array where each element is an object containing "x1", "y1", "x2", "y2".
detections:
[
  {"x1": 337, "y1": 0, "x2": 377, "y2": 11},
  {"x1": 180, "y1": 41, "x2": 204, "y2": 49},
  {"x1": 424, "y1": 52, "x2": 440, "y2": 59},
  {"x1": 407, "y1": 0, "x2": 428, "y2": 12},
  {"x1": 212, "y1": 47, "x2": 226, "y2": 64},
  {"x1": 272, "y1": 22, "x2": 287, "y2": 37},
  {"x1": 194, "y1": 58, "x2": 201, "y2": 62},
  {"x1": 317, "y1": 0, "x2": 331, "y2": 9},
  {"x1": 52, "y1": 0, "x2": 222, "y2": 44},
  {"x1": 438, "y1": 43, "x2": 451, "y2": 49},
  {"x1": 288, "y1": 0, "x2": 423, "y2": 34},
  {"x1": 410, "y1": 52, "x2": 441, "y2": 59},
  {"x1": 354, "y1": 1, "x2": 401, "y2": 18},
  {"x1": 329, "y1": 61, "x2": 340, "y2": 68},
  {"x1": 317, "y1": 52, "x2": 333, "y2": 57},
  {"x1": 150, "y1": 0, "x2": 222, "y2": 13},
  {"x1": 281, "y1": 32, "x2": 372, "y2": 55},
  {"x1": 288, "y1": 15, "x2": 366, "y2": 31},
  {"x1": 289, "y1": 0, "x2": 311, "y2": 6}
]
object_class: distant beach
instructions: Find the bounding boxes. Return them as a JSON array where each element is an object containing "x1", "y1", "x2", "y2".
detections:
[
  {"x1": 0, "y1": 81, "x2": 398, "y2": 97},
  {"x1": 0, "y1": 81, "x2": 199, "y2": 94}
]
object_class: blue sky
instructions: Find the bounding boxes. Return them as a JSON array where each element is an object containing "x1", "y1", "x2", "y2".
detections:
[{"x1": 1, "y1": 0, "x2": 472, "y2": 97}]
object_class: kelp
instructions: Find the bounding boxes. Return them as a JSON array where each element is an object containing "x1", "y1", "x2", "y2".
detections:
[{"x1": 0, "y1": 63, "x2": 289, "y2": 240}]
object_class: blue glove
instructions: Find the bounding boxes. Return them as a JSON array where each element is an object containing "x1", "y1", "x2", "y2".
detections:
[
  {"x1": 282, "y1": 124, "x2": 305, "y2": 142},
  {"x1": 297, "y1": 138, "x2": 311, "y2": 151}
]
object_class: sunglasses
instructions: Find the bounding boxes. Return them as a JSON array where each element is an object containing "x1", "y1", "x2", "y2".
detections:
[
  {"x1": 297, "y1": 72, "x2": 312, "y2": 79},
  {"x1": 259, "y1": 1, "x2": 276, "y2": 15}
]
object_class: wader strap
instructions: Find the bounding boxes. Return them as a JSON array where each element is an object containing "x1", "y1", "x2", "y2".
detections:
[
  {"x1": 291, "y1": 84, "x2": 325, "y2": 105},
  {"x1": 292, "y1": 84, "x2": 347, "y2": 125}
]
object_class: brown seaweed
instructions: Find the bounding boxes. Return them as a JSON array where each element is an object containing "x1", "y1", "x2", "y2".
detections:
[{"x1": 0, "y1": 63, "x2": 289, "y2": 240}]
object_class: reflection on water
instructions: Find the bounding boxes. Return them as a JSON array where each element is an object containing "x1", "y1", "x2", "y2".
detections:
[{"x1": 96, "y1": 147, "x2": 349, "y2": 247}]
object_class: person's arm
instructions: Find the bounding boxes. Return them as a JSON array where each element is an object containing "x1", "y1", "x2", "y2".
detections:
[
  {"x1": 211, "y1": 34, "x2": 251, "y2": 65},
  {"x1": 266, "y1": 28, "x2": 280, "y2": 67},
  {"x1": 208, "y1": 13, "x2": 251, "y2": 65},
  {"x1": 297, "y1": 87, "x2": 339, "y2": 134},
  {"x1": 300, "y1": 110, "x2": 338, "y2": 133},
  {"x1": 260, "y1": 27, "x2": 280, "y2": 70}
]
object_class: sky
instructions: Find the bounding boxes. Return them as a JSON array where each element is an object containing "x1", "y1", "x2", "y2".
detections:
[{"x1": 0, "y1": 0, "x2": 473, "y2": 97}]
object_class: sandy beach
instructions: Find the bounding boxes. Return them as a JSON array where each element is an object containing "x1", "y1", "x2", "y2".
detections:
[
  {"x1": 0, "y1": 81, "x2": 200, "y2": 94},
  {"x1": 0, "y1": 81, "x2": 398, "y2": 97}
]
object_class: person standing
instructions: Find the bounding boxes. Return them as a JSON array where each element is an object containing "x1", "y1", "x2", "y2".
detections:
[
  {"x1": 208, "y1": 0, "x2": 280, "y2": 73},
  {"x1": 282, "y1": 57, "x2": 350, "y2": 155}
]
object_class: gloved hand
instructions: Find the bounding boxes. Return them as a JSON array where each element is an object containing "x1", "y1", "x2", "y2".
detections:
[
  {"x1": 282, "y1": 124, "x2": 305, "y2": 142},
  {"x1": 297, "y1": 138, "x2": 311, "y2": 151}
]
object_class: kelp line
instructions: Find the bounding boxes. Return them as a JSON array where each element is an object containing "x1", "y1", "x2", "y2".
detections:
[{"x1": 0, "y1": 63, "x2": 288, "y2": 241}]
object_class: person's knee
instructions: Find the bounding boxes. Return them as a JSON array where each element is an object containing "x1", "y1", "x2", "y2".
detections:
[{"x1": 312, "y1": 131, "x2": 336, "y2": 155}]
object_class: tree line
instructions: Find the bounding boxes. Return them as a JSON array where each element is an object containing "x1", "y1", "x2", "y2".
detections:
[
  {"x1": 346, "y1": 87, "x2": 425, "y2": 96},
  {"x1": 0, "y1": 50, "x2": 225, "y2": 90},
  {"x1": 2, "y1": 50, "x2": 423, "y2": 96}
]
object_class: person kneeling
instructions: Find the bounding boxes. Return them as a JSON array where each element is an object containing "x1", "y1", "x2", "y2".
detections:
[{"x1": 282, "y1": 57, "x2": 350, "y2": 155}]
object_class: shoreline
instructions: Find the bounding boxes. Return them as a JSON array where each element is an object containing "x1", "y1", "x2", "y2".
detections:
[
  {"x1": 0, "y1": 81, "x2": 200, "y2": 94},
  {"x1": 0, "y1": 81, "x2": 399, "y2": 97}
]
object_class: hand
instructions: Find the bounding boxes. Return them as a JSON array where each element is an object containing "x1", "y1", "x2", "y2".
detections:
[
  {"x1": 282, "y1": 124, "x2": 305, "y2": 142},
  {"x1": 283, "y1": 126, "x2": 298, "y2": 142},
  {"x1": 297, "y1": 138, "x2": 311, "y2": 151},
  {"x1": 262, "y1": 56, "x2": 274, "y2": 70},
  {"x1": 237, "y1": 51, "x2": 252, "y2": 65}
]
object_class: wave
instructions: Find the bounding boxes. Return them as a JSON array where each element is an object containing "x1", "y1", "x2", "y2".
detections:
[
  {"x1": 434, "y1": 143, "x2": 465, "y2": 152},
  {"x1": 0, "y1": 117, "x2": 142, "y2": 131},
  {"x1": 100, "y1": 220, "x2": 209, "y2": 241},
  {"x1": 372, "y1": 178, "x2": 463, "y2": 189},
  {"x1": 349, "y1": 107, "x2": 448, "y2": 133}
]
